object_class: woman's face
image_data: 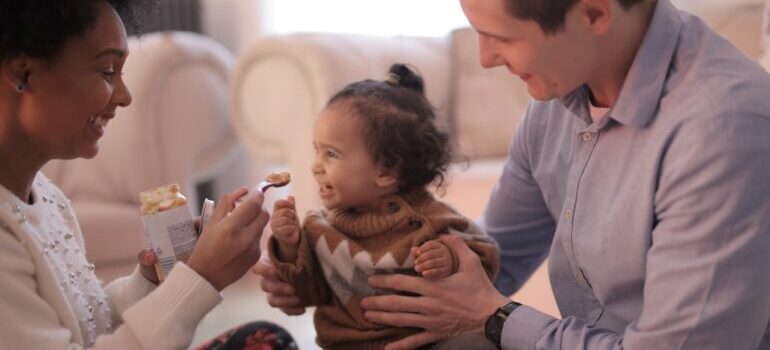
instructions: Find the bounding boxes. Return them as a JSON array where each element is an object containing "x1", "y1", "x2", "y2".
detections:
[{"x1": 19, "y1": 0, "x2": 132, "y2": 160}]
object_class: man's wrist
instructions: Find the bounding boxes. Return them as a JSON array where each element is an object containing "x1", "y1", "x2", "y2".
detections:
[{"x1": 484, "y1": 300, "x2": 522, "y2": 349}]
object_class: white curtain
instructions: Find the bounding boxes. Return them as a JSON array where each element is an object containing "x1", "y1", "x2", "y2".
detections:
[{"x1": 258, "y1": 0, "x2": 468, "y2": 37}]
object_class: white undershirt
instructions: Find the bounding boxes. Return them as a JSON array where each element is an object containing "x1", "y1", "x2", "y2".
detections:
[{"x1": 589, "y1": 101, "x2": 610, "y2": 122}]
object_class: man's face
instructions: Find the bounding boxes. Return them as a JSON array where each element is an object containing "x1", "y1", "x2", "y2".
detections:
[{"x1": 460, "y1": 0, "x2": 595, "y2": 100}]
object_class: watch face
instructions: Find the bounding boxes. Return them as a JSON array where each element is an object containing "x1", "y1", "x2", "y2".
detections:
[
  {"x1": 485, "y1": 302, "x2": 520, "y2": 347},
  {"x1": 485, "y1": 312, "x2": 505, "y2": 346}
]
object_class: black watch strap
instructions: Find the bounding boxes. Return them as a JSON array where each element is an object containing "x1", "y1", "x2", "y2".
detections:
[{"x1": 484, "y1": 301, "x2": 521, "y2": 349}]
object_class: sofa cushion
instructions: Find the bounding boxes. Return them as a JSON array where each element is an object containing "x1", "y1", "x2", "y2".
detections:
[
  {"x1": 673, "y1": 0, "x2": 765, "y2": 59},
  {"x1": 449, "y1": 28, "x2": 530, "y2": 160}
]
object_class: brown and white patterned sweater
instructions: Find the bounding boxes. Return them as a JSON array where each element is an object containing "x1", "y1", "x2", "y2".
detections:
[{"x1": 268, "y1": 190, "x2": 499, "y2": 350}]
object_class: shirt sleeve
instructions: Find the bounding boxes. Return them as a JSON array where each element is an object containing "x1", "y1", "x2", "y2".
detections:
[
  {"x1": 0, "y1": 226, "x2": 221, "y2": 350},
  {"x1": 483, "y1": 107, "x2": 558, "y2": 296},
  {"x1": 501, "y1": 114, "x2": 770, "y2": 350},
  {"x1": 0, "y1": 227, "x2": 82, "y2": 349},
  {"x1": 103, "y1": 266, "x2": 157, "y2": 324}
]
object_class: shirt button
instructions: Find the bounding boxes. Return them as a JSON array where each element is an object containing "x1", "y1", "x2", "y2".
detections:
[
  {"x1": 582, "y1": 133, "x2": 593, "y2": 142},
  {"x1": 564, "y1": 209, "x2": 573, "y2": 220}
]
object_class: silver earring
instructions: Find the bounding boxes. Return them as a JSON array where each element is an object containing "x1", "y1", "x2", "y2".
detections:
[{"x1": 15, "y1": 82, "x2": 26, "y2": 93}]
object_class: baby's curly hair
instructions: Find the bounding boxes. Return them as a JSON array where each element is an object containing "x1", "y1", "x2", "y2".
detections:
[
  {"x1": 0, "y1": 0, "x2": 157, "y2": 62},
  {"x1": 327, "y1": 63, "x2": 453, "y2": 194}
]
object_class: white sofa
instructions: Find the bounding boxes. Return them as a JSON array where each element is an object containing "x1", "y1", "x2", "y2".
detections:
[
  {"x1": 43, "y1": 31, "x2": 253, "y2": 282},
  {"x1": 230, "y1": 0, "x2": 770, "y2": 316}
]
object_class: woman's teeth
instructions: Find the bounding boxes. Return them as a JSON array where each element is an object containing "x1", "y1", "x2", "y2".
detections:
[{"x1": 89, "y1": 115, "x2": 109, "y2": 128}]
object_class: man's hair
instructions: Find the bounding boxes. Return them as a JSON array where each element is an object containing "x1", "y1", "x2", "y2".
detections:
[
  {"x1": 0, "y1": 0, "x2": 157, "y2": 62},
  {"x1": 504, "y1": 0, "x2": 646, "y2": 34}
]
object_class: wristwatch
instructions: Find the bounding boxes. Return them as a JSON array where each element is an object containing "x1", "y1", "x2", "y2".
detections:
[{"x1": 484, "y1": 301, "x2": 521, "y2": 349}]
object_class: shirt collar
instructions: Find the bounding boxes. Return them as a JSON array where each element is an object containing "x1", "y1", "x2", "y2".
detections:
[{"x1": 559, "y1": 0, "x2": 682, "y2": 129}]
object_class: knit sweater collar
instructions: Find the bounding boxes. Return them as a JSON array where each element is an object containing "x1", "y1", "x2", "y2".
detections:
[{"x1": 328, "y1": 189, "x2": 431, "y2": 238}]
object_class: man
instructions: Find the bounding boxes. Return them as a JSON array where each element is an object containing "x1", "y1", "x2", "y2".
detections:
[{"x1": 257, "y1": 0, "x2": 770, "y2": 349}]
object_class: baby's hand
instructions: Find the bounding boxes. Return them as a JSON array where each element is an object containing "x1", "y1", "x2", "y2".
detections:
[
  {"x1": 412, "y1": 240, "x2": 455, "y2": 279},
  {"x1": 271, "y1": 196, "x2": 300, "y2": 247}
]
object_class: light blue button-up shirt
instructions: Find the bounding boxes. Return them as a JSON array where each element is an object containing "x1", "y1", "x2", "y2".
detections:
[{"x1": 484, "y1": 0, "x2": 770, "y2": 349}]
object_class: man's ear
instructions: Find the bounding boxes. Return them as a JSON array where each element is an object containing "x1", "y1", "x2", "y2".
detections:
[
  {"x1": 375, "y1": 167, "x2": 398, "y2": 189},
  {"x1": 1, "y1": 56, "x2": 31, "y2": 92},
  {"x1": 577, "y1": 0, "x2": 613, "y2": 35}
]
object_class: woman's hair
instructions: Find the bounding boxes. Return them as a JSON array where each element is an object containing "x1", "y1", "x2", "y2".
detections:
[
  {"x1": 327, "y1": 63, "x2": 453, "y2": 193},
  {"x1": 0, "y1": 0, "x2": 157, "y2": 62},
  {"x1": 504, "y1": 0, "x2": 646, "y2": 34}
]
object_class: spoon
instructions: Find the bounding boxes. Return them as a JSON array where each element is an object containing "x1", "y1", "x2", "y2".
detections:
[
  {"x1": 257, "y1": 171, "x2": 292, "y2": 193},
  {"x1": 199, "y1": 171, "x2": 292, "y2": 233}
]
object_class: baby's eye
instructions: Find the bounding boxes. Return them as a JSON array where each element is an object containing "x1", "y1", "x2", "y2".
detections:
[
  {"x1": 326, "y1": 150, "x2": 337, "y2": 158},
  {"x1": 102, "y1": 71, "x2": 116, "y2": 81}
]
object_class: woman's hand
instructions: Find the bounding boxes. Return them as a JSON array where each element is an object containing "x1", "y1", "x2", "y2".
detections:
[
  {"x1": 361, "y1": 235, "x2": 511, "y2": 350},
  {"x1": 187, "y1": 188, "x2": 269, "y2": 291},
  {"x1": 137, "y1": 249, "x2": 160, "y2": 285},
  {"x1": 412, "y1": 240, "x2": 454, "y2": 279}
]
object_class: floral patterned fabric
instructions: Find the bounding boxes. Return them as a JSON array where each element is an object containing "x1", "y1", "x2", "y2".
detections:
[{"x1": 195, "y1": 322, "x2": 298, "y2": 350}]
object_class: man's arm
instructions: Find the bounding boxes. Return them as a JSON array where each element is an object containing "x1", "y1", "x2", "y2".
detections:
[
  {"x1": 483, "y1": 109, "x2": 557, "y2": 295},
  {"x1": 363, "y1": 114, "x2": 770, "y2": 350}
]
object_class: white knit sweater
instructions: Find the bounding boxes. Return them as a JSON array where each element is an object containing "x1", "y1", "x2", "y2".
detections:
[{"x1": 0, "y1": 173, "x2": 222, "y2": 349}]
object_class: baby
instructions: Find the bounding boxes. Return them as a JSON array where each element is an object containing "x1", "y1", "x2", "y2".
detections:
[{"x1": 268, "y1": 64, "x2": 499, "y2": 350}]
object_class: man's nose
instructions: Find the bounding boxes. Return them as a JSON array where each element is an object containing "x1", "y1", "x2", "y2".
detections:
[{"x1": 478, "y1": 36, "x2": 503, "y2": 69}]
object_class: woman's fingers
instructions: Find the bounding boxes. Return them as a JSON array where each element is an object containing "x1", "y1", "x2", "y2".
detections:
[
  {"x1": 244, "y1": 210, "x2": 269, "y2": 252},
  {"x1": 210, "y1": 187, "x2": 248, "y2": 223},
  {"x1": 227, "y1": 191, "x2": 264, "y2": 228},
  {"x1": 137, "y1": 249, "x2": 159, "y2": 284},
  {"x1": 279, "y1": 306, "x2": 307, "y2": 316}
]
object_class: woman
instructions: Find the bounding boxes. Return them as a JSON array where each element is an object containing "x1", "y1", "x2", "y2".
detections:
[{"x1": 0, "y1": 0, "x2": 294, "y2": 349}]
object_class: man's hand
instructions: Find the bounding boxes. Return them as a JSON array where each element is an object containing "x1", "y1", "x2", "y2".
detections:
[
  {"x1": 412, "y1": 240, "x2": 454, "y2": 279},
  {"x1": 252, "y1": 254, "x2": 306, "y2": 315},
  {"x1": 361, "y1": 235, "x2": 511, "y2": 350}
]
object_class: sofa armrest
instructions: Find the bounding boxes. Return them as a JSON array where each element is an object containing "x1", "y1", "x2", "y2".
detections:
[{"x1": 231, "y1": 33, "x2": 451, "y2": 214}]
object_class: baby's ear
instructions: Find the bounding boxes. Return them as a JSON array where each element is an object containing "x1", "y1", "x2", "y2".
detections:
[{"x1": 374, "y1": 167, "x2": 398, "y2": 188}]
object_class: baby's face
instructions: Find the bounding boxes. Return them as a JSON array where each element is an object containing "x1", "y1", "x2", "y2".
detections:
[{"x1": 311, "y1": 104, "x2": 397, "y2": 212}]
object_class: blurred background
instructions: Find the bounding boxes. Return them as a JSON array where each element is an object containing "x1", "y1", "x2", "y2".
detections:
[{"x1": 44, "y1": 0, "x2": 769, "y2": 348}]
